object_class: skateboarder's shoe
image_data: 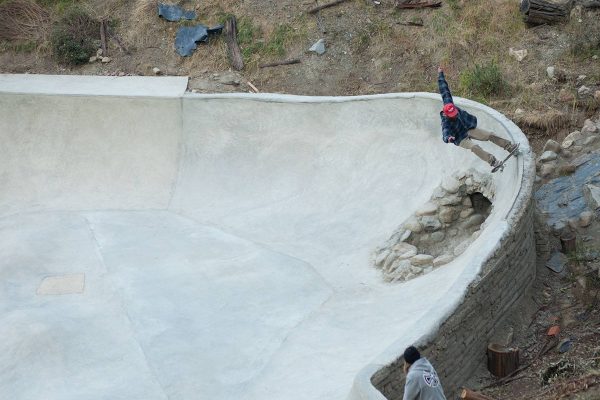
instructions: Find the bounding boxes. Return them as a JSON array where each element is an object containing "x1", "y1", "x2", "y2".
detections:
[{"x1": 490, "y1": 157, "x2": 502, "y2": 169}]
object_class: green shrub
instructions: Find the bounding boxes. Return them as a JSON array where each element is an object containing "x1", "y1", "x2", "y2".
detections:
[
  {"x1": 50, "y1": 6, "x2": 96, "y2": 65},
  {"x1": 459, "y1": 62, "x2": 508, "y2": 99}
]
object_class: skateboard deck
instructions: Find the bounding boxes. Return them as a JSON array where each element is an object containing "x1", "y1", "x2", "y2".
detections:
[{"x1": 491, "y1": 143, "x2": 520, "y2": 173}]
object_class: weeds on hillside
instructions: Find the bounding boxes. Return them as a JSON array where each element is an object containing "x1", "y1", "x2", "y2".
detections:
[
  {"x1": 51, "y1": 5, "x2": 97, "y2": 64},
  {"x1": 459, "y1": 61, "x2": 508, "y2": 101},
  {"x1": 0, "y1": 0, "x2": 50, "y2": 42}
]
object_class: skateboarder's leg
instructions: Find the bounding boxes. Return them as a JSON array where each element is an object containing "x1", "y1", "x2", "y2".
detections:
[
  {"x1": 459, "y1": 137, "x2": 497, "y2": 166},
  {"x1": 468, "y1": 128, "x2": 513, "y2": 151}
]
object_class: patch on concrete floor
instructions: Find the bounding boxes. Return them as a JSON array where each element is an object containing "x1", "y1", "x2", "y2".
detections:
[{"x1": 36, "y1": 273, "x2": 85, "y2": 295}]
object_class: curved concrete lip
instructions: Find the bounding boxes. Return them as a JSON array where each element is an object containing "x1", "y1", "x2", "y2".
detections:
[{"x1": 0, "y1": 75, "x2": 533, "y2": 400}]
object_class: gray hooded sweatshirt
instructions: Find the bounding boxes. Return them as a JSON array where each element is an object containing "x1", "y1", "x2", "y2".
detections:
[{"x1": 402, "y1": 358, "x2": 446, "y2": 400}]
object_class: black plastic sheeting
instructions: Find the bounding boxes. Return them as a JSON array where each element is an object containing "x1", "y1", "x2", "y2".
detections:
[
  {"x1": 175, "y1": 24, "x2": 223, "y2": 56},
  {"x1": 158, "y1": 3, "x2": 196, "y2": 22}
]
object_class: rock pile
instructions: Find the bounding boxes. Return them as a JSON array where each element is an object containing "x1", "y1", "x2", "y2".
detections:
[
  {"x1": 535, "y1": 117, "x2": 600, "y2": 234},
  {"x1": 373, "y1": 170, "x2": 495, "y2": 283},
  {"x1": 536, "y1": 117, "x2": 600, "y2": 180}
]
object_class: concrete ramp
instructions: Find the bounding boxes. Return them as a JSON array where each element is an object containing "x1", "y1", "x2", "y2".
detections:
[{"x1": 0, "y1": 75, "x2": 529, "y2": 400}]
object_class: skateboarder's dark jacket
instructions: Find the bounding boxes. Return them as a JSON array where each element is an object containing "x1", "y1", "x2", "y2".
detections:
[{"x1": 438, "y1": 71, "x2": 477, "y2": 146}]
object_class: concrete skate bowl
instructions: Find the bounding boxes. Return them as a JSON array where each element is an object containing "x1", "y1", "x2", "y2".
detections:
[{"x1": 0, "y1": 75, "x2": 535, "y2": 400}]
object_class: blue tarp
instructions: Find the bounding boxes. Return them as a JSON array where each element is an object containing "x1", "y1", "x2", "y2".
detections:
[
  {"x1": 158, "y1": 3, "x2": 196, "y2": 22},
  {"x1": 175, "y1": 24, "x2": 223, "y2": 56}
]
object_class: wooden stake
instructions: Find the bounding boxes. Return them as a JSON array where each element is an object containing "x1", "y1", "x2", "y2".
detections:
[
  {"x1": 224, "y1": 16, "x2": 244, "y2": 71},
  {"x1": 100, "y1": 20, "x2": 108, "y2": 56}
]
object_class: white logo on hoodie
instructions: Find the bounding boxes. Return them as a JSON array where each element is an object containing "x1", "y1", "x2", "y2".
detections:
[{"x1": 423, "y1": 371, "x2": 440, "y2": 387}]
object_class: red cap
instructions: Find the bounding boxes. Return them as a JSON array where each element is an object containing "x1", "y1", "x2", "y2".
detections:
[{"x1": 443, "y1": 103, "x2": 458, "y2": 118}]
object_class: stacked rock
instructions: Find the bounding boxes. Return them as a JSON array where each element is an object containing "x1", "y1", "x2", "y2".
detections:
[
  {"x1": 373, "y1": 170, "x2": 495, "y2": 283},
  {"x1": 537, "y1": 118, "x2": 600, "y2": 180}
]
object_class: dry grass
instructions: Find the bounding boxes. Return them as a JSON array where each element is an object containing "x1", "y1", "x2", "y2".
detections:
[
  {"x1": 0, "y1": 0, "x2": 51, "y2": 42},
  {"x1": 513, "y1": 109, "x2": 570, "y2": 132}
]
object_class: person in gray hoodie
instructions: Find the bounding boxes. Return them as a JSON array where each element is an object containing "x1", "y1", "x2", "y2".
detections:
[{"x1": 402, "y1": 346, "x2": 446, "y2": 400}]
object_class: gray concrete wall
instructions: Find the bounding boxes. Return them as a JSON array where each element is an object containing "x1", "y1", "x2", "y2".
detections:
[{"x1": 370, "y1": 193, "x2": 536, "y2": 399}]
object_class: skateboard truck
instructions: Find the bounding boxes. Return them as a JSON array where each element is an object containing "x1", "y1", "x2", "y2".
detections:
[{"x1": 491, "y1": 143, "x2": 520, "y2": 173}]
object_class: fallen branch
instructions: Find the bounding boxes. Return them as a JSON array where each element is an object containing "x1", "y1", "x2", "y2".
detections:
[
  {"x1": 397, "y1": 20, "x2": 424, "y2": 26},
  {"x1": 539, "y1": 373, "x2": 600, "y2": 399},
  {"x1": 259, "y1": 58, "x2": 301, "y2": 68},
  {"x1": 106, "y1": 25, "x2": 130, "y2": 55},
  {"x1": 395, "y1": 0, "x2": 442, "y2": 8},
  {"x1": 307, "y1": 0, "x2": 350, "y2": 14}
]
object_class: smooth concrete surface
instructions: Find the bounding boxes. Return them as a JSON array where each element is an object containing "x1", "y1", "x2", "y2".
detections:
[{"x1": 0, "y1": 75, "x2": 531, "y2": 400}]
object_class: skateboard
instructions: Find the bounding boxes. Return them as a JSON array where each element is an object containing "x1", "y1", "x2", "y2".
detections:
[{"x1": 491, "y1": 143, "x2": 520, "y2": 173}]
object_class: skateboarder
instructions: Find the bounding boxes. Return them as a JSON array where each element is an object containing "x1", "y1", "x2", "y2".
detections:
[
  {"x1": 402, "y1": 346, "x2": 446, "y2": 400},
  {"x1": 437, "y1": 67, "x2": 518, "y2": 170}
]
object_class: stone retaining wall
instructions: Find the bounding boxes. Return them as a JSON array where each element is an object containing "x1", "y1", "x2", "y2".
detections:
[{"x1": 371, "y1": 198, "x2": 536, "y2": 399}]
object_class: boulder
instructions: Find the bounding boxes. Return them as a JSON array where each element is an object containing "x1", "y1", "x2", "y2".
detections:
[
  {"x1": 464, "y1": 213, "x2": 485, "y2": 228},
  {"x1": 578, "y1": 85, "x2": 593, "y2": 97},
  {"x1": 582, "y1": 119, "x2": 598, "y2": 134},
  {"x1": 410, "y1": 254, "x2": 434, "y2": 266},
  {"x1": 441, "y1": 176, "x2": 460, "y2": 194},
  {"x1": 420, "y1": 216, "x2": 442, "y2": 232},
  {"x1": 375, "y1": 249, "x2": 391, "y2": 267},
  {"x1": 459, "y1": 207, "x2": 475, "y2": 219},
  {"x1": 462, "y1": 196, "x2": 472, "y2": 207},
  {"x1": 392, "y1": 242, "x2": 418, "y2": 260},
  {"x1": 543, "y1": 139, "x2": 561, "y2": 153},
  {"x1": 557, "y1": 164, "x2": 577, "y2": 175},
  {"x1": 388, "y1": 259, "x2": 411, "y2": 274},
  {"x1": 416, "y1": 202, "x2": 438, "y2": 216},
  {"x1": 309, "y1": 39, "x2": 326, "y2": 55},
  {"x1": 564, "y1": 130, "x2": 582, "y2": 142},
  {"x1": 583, "y1": 136, "x2": 597, "y2": 146},
  {"x1": 404, "y1": 216, "x2": 423, "y2": 233},
  {"x1": 539, "y1": 150, "x2": 558, "y2": 162},
  {"x1": 580, "y1": 210, "x2": 594, "y2": 227},
  {"x1": 546, "y1": 66, "x2": 555, "y2": 79},
  {"x1": 561, "y1": 139, "x2": 573, "y2": 149},
  {"x1": 438, "y1": 194, "x2": 462, "y2": 206},
  {"x1": 433, "y1": 254, "x2": 454, "y2": 267},
  {"x1": 540, "y1": 162, "x2": 556, "y2": 178},
  {"x1": 430, "y1": 231, "x2": 445, "y2": 243},
  {"x1": 583, "y1": 184, "x2": 600, "y2": 210},
  {"x1": 439, "y1": 206, "x2": 458, "y2": 223}
]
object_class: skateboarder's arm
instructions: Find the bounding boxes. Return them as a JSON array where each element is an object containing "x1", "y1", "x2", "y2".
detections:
[
  {"x1": 437, "y1": 71, "x2": 454, "y2": 105},
  {"x1": 440, "y1": 117, "x2": 456, "y2": 144}
]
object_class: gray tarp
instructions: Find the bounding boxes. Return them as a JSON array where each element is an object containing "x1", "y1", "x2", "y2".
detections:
[
  {"x1": 158, "y1": 3, "x2": 196, "y2": 22},
  {"x1": 175, "y1": 24, "x2": 223, "y2": 56}
]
